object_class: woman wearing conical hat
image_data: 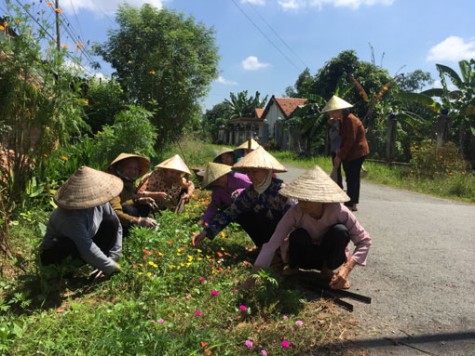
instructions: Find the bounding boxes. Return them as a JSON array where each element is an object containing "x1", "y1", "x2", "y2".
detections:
[
  {"x1": 192, "y1": 146, "x2": 295, "y2": 250},
  {"x1": 107, "y1": 153, "x2": 158, "y2": 235},
  {"x1": 242, "y1": 166, "x2": 371, "y2": 290},
  {"x1": 234, "y1": 137, "x2": 260, "y2": 161},
  {"x1": 213, "y1": 148, "x2": 236, "y2": 166},
  {"x1": 39, "y1": 166, "x2": 124, "y2": 276},
  {"x1": 201, "y1": 162, "x2": 252, "y2": 225},
  {"x1": 137, "y1": 154, "x2": 195, "y2": 211},
  {"x1": 322, "y1": 95, "x2": 369, "y2": 212}
]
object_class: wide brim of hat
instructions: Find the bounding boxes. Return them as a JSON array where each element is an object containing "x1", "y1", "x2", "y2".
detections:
[
  {"x1": 213, "y1": 148, "x2": 234, "y2": 162},
  {"x1": 155, "y1": 154, "x2": 191, "y2": 175},
  {"x1": 236, "y1": 138, "x2": 260, "y2": 150},
  {"x1": 232, "y1": 146, "x2": 287, "y2": 173},
  {"x1": 321, "y1": 95, "x2": 353, "y2": 113},
  {"x1": 108, "y1": 153, "x2": 151, "y2": 178},
  {"x1": 202, "y1": 162, "x2": 232, "y2": 188},
  {"x1": 279, "y1": 165, "x2": 350, "y2": 203},
  {"x1": 54, "y1": 166, "x2": 124, "y2": 209}
]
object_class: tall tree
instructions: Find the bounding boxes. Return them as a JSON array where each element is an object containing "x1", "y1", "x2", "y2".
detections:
[
  {"x1": 202, "y1": 102, "x2": 233, "y2": 143},
  {"x1": 95, "y1": 4, "x2": 219, "y2": 147}
]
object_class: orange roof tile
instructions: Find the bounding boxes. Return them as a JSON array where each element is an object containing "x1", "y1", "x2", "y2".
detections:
[{"x1": 273, "y1": 97, "x2": 308, "y2": 118}]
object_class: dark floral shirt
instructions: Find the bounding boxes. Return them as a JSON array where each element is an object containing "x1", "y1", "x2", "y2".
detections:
[{"x1": 204, "y1": 178, "x2": 294, "y2": 238}]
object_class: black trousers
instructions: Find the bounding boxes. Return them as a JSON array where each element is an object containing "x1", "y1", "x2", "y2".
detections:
[
  {"x1": 288, "y1": 224, "x2": 350, "y2": 270},
  {"x1": 331, "y1": 152, "x2": 343, "y2": 189},
  {"x1": 235, "y1": 210, "x2": 282, "y2": 248},
  {"x1": 342, "y1": 155, "x2": 365, "y2": 206},
  {"x1": 40, "y1": 215, "x2": 120, "y2": 266}
]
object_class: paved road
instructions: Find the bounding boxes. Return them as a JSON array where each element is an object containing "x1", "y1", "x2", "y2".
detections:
[{"x1": 277, "y1": 166, "x2": 475, "y2": 355}]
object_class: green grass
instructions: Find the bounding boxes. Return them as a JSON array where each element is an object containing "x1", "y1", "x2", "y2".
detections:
[
  {"x1": 1, "y1": 190, "x2": 350, "y2": 355},
  {"x1": 263, "y1": 149, "x2": 475, "y2": 204}
]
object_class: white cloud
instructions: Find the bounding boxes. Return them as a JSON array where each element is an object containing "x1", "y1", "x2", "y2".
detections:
[
  {"x1": 216, "y1": 76, "x2": 238, "y2": 85},
  {"x1": 427, "y1": 36, "x2": 475, "y2": 62},
  {"x1": 241, "y1": 56, "x2": 270, "y2": 71},
  {"x1": 241, "y1": 0, "x2": 266, "y2": 5},
  {"x1": 278, "y1": 0, "x2": 393, "y2": 11},
  {"x1": 60, "y1": 0, "x2": 164, "y2": 17}
]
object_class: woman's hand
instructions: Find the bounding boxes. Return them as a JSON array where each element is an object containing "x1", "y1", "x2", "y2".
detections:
[
  {"x1": 191, "y1": 231, "x2": 207, "y2": 248},
  {"x1": 135, "y1": 197, "x2": 158, "y2": 210},
  {"x1": 329, "y1": 260, "x2": 355, "y2": 289}
]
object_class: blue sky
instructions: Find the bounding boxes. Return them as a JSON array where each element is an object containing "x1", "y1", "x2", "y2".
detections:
[{"x1": 6, "y1": 0, "x2": 475, "y2": 110}]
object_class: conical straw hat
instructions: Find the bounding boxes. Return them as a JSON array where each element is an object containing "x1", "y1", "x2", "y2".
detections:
[
  {"x1": 321, "y1": 95, "x2": 353, "y2": 113},
  {"x1": 236, "y1": 138, "x2": 260, "y2": 150},
  {"x1": 54, "y1": 166, "x2": 124, "y2": 210},
  {"x1": 108, "y1": 153, "x2": 150, "y2": 178},
  {"x1": 232, "y1": 146, "x2": 287, "y2": 173},
  {"x1": 213, "y1": 148, "x2": 234, "y2": 163},
  {"x1": 155, "y1": 154, "x2": 191, "y2": 175},
  {"x1": 202, "y1": 162, "x2": 232, "y2": 188},
  {"x1": 279, "y1": 165, "x2": 350, "y2": 203}
]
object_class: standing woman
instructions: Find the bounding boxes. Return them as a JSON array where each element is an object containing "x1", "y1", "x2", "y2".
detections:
[
  {"x1": 192, "y1": 146, "x2": 293, "y2": 250},
  {"x1": 322, "y1": 95, "x2": 369, "y2": 212}
]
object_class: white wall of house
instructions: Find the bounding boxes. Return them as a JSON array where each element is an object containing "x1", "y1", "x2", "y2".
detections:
[{"x1": 264, "y1": 103, "x2": 285, "y2": 140}]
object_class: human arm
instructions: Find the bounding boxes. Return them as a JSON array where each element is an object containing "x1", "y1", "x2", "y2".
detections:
[
  {"x1": 180, "y1": 179, "x2": 195, "y2": 202},
  {"x1": 59, "y1": 206, "x2": 121, "y2": 275}
]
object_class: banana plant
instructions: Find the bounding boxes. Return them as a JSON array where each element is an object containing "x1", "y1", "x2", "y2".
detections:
[{"x1": 421, "y1": 60, "x2": 475, "y2": 163}]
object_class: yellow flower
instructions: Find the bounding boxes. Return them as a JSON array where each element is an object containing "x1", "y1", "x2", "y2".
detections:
[
  {"x1": 61, "y1": 43, "x2": 69, "y2": 49},
  {"x1": 46, "y1": 1, "x2": 53, "y2": 6},
  {"x1": 55, "y1": 8, "x2": 62, "y2": 13},
  {"x1": 148, "y1": 70, "x2": 157, "y2": 75},
  {"x1": 0, "y1": 25, "x2": 5, "y2": 31},
  {"x1": 60, "y1": 155, "x2": 68, "y2": 161},
  {"x1": 82, "y1": 99, "x2": 89, "y2": 105}
]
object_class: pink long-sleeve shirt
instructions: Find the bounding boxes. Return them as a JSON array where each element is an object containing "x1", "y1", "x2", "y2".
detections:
[{"x1": 254, "y1": 202, "x2": 371, "y2": 269}]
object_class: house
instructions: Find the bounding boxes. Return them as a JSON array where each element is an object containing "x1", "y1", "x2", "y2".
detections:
[
  {"x1": 218, "y1": 107, "x2": 265, "y2": 145},
  {"x1": 260, "y1": 96, "x2": 308, "y2": 150}
]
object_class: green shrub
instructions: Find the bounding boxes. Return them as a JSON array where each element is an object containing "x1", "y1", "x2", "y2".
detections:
[{"x1": 410, "y1": 140, "x2": 468, "y2": 178}]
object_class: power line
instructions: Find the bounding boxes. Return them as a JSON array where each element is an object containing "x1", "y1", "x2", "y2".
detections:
[
  {"x1": 229, "y1": 0, "x2": 303, "y2": 73},
  {"x1": 246, "y1": 2, "x2": 308, "y2": 69}
]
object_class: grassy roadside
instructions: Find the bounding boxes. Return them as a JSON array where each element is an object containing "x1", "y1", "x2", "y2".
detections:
[{"x1": 269, "y1": 150, "x2": 475, "y2": 204}]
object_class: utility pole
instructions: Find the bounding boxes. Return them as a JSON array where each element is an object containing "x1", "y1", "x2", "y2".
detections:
[{"x1": 55, "y1": 0, "x2": 60, "y2": 50}]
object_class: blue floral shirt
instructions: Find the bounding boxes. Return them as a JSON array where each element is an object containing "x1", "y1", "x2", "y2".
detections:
[{"x1": 204, "y1": 178, "x2": 294, "y2": 238}]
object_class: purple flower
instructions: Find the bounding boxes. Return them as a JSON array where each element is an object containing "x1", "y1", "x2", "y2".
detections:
[
  {"x1": 245, "y1": 340, "x2": 253, "y2": 348},
  {"x1": 211, "y1": 290, "x2": 219, "y2": 297},
  {"x1": 281, "y1": 340, "x2": 290, "y2": 348},
  {"x1": 239, "y1": 304, "x2": 247, "y2": 312}
]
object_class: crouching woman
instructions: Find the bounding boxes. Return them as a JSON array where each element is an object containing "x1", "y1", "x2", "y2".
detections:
[{"x1": 245, "y1": 165, "x2": 371, "y2": 290}]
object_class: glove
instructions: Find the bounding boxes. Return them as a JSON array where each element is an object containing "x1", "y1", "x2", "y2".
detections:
[{"x1": 135, "y1": 217, "x2": 159, "y2": 228}]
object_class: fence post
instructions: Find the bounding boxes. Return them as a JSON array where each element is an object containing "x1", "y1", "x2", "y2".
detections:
[{"x1": 386, "y1": 112, "x2": 397, "y2": 164}]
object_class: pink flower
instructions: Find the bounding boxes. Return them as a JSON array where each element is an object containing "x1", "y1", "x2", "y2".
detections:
[
  {"x1": 157, "y1": 319, "x2": 164, "y2": 324},
  {"x1": 295, "y1": 320, "x2": 303, "y2": 327},
  {"x1": 195, "y1": 311, "x2": 202, "y2": 316},
  {"x1": 281, "y1": 340, "x2": 290, "y2": 348},
  {"x1": 245, "y1": 340, "x2": 253, "y2": 348},
  {"x1": 199, "y1": 277, "x2": 206, "y2": 282},
  {"x1": 239, "y1": 304, "x2": 247, "y2": 312},
  {"x1": 211, "y1": 290, "x2": 219, "y2": 297},
  {"x1": 282, "y1": 315, "x2": 288, "y2": 321},
  {"x1": 261, "y1": 350, "x2": 268, "y2": 356},
  {"x1": 233, "y1": 289, "x2": 238, "y2": 293}
]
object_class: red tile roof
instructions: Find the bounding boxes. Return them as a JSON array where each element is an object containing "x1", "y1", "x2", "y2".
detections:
[
  {"x1": 254, "y1": 108, "x2": 264, "y2": 119},
  {"x1": 273, "y1": 97, "x2": 308, "y2": 118}
]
